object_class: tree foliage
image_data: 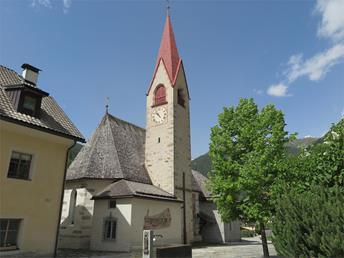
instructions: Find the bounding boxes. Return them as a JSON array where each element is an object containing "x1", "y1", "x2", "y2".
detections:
[
  {"x1": 208, "y1": 98, "x2": 294, "y2": 256},
  {"x1": 273, "y1": 118, "x2": 344, "y2": 198},
  {"x1": 209, "y1": 98, "x2": 292, "y2": 223},
  {"x1": 273, "y1": 185, "x2": 344, "y2": 258},
  {"x1": 272, "y1": 118, "x2": 344, "y2": 256}
]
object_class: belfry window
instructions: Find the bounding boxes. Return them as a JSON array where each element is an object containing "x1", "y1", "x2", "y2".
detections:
[
  {"x1": 154, "y1": 85, "x2": 167, "y2": 106},
  {"x1": 178, "y1": 89, "x2": 185, "y2": 107}
]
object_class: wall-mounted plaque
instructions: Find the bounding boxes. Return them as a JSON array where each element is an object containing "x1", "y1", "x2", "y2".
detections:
[{"x1": 143, "y1": 208, "x2": 171, "y2": 230}]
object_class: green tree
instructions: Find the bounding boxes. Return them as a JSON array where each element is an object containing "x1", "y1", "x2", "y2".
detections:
[
  {"x1": 273, "y1": 185, "x2": 344, "y2": 258},
  {"x1": 272, "y1": 118, "x2": 344, "y2": 256},
  {"x1": 209, "y1": 98, "x2": 294, "y2": 257},
  {"x1": 273, "y1": 118, "x2": 344, "y2": 197}
]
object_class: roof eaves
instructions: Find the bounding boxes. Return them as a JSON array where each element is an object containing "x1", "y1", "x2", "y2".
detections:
[{"x1": 0, "y1": 114, "x2": 85, "y2": 142}]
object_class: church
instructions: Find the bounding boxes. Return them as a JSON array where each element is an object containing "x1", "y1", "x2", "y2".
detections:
[{"x1": 59, "y1": 14, "x2": 240, "y2": 252}]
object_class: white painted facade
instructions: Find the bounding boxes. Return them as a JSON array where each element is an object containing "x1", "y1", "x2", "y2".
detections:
[
  {"x1": 59, "y1": 179, "x2": 112, "y2": 249},
  {"x1": 90, "y1": 198, "x2": 182, "y2": 252}
]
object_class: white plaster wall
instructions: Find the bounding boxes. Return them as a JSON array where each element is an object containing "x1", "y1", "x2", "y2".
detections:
[
  {"x1": 59, "y1": 179, "x2": 112, "y2": 249},
  {"x1": 130, "y1": 198, "x2": 182, "y2": 249},
  {"x1": 90, "y1": 199, "x2": 132, "y2": 252},
  {"x1": 90, "y1": 198, "x2": 182, "y2": 252}
]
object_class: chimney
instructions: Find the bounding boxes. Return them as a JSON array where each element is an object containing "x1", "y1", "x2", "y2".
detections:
[{"x1": 21, "y1": 63, "x2": 41, "y2": 86}]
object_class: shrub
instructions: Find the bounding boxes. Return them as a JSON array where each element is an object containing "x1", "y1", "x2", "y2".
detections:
[{"x1": 272, "y1": 185, "x2": 344, "y2": 258}]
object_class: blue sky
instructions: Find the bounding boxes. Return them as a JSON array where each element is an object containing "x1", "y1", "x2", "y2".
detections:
[{"x1": 1, "y1": 0, "x2": 343, "y2": 158}]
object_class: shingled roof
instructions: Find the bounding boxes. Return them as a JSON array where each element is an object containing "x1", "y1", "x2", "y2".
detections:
[
  {"x1": 0, "y1": 65, "x2": 84, "y2": 142},
  {"x1": 67, "y1": 113, "x2": 151, "y2": 184},
  {"x1": 192, "y1": 170, "x2": 212, "y2": 199},
  {"x1": 92, "y1": 179, "x2": 181, "y2": 202}
]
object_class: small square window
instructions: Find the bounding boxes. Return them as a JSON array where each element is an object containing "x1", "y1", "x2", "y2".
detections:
[
  {"x1": 0, "y1": 219, "x2": 21, "y2": 251},
  {"x1": 103, "y1": 219, "x2": 116, "y2": 240},
  {"x1": 23, "y1": 95, "x2": 36, "y2": 111},
  {"x1": 109, "y1": 200, "x2": 116, "y2": 209},
  {"x1": 7, "y1": 151, "x2": 32, "y2": 180},
  {"x1": 21, "y1": 95, "x2": 38, "y2": 116}
]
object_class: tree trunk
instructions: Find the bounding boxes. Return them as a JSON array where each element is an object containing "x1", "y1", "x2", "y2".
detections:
[{"x1": 260, "y1": 222, "x2": 270, "y2": 258}]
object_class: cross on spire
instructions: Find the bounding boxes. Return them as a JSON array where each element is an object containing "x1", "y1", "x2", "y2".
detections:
[
  {"x1": 166, "y1": 0, "x2": 171, "y2": 16},
  {"x1": 105, "y1": 97, "x2": 109, "y2": 114}
]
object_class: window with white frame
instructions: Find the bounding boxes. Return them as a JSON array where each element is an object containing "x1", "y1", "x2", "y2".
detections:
[
  {"x1": 103, "y1": 218, "x2": 116, "y2": 240},
  {"x1": 0, "y1": 219, "x2": 21, "y2": 251},
  {"x1": 7, "y1": 151, "x2": 32, "y2": 180}
]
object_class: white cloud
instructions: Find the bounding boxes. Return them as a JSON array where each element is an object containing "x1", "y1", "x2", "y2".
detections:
[
  {"x1": 63, "y1": 0, "x2": 72, "y2": 13},
  {"x1": 316, "y1": 0, "x2": 344, "y2": 42},
  {"x1": 304, "y1": 135, "x2": 313, "y2": 138},
  {"x1": 31, "y1": 0, "x2": 52, "y2": 8},
  {"x1": 286, "y1": 43, "x2": 344, "y2": 82},
  {"x1": 31, "y1": 0, "x2": 71, "y2": 13},
  {"x1": 267, "y1": 83, "x2": 289, "y2": 97},
  {"x1": 268, "y1": 0, "x2": 344, "y2": 97},
  {"x1": 253, "y1": 89, "x2": 263, "y2": 96}
]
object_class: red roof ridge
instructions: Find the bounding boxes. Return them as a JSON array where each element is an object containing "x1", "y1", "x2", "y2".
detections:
[{"x1": 147, "y1": 15, "x2": 181, "y2": 94}]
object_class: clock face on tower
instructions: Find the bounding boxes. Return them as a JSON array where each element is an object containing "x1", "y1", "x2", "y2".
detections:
[{"x1": 152, "y1": 107, "x2": 167, "y2": 124}]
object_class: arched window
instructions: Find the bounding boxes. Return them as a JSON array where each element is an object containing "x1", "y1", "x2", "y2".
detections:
[
  {"x1": 154, "y1": 85, "x2": 167, "y2": 106},
  {"x1": 69, "y1": 189, "x2": 77, "y2": 225}
]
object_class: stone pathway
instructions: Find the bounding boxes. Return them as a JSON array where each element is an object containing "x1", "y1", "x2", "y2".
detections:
[
  {"x1": 3, "y1": 237, "x2": 280, "y2": 258},
  {"x1": 56, "y1": 237, "x2": 279, "y2": 258},
  {"x1": 192, "y1": 237, "x2": 279, "y2": 258}
]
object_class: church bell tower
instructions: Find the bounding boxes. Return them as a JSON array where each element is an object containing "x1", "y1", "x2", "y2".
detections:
[{"x1": 145, "y1": 14, "x2": 193, "y2": 243}]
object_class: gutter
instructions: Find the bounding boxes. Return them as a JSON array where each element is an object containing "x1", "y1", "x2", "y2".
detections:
[
  {"x1": 0, "y1": 115, "x2": 85, "y2": 143},
  {"x1": 53, "y1": 140, "x2": 76, "y2": 258}
]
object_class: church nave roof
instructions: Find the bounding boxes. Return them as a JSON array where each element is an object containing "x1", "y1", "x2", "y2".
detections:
[{"x1": 66, "y1": 113, "x2": 151, "y2": 184}]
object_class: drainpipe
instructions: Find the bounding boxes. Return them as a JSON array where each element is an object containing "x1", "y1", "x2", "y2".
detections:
[
  {"x1": 53, "y1": 140, "x2": 76, "y2": 258},
  {"x1": 183, "y1": 172, "x2": 187, "y2": 244}
]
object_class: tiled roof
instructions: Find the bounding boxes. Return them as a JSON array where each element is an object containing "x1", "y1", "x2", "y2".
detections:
[
  {"x1": 92, "y1": 179, "x2": 181, "y2": 202},
  {"x1": 192, "y1": 170, "x2": 211, "y2": 199},
  {"x1": 67, "y1": 113, "x2": 151, "y2": 184},
  {"x1": 156, "y1": 15, "x2": 180, "y2": 83},
  {"x1": 0, "y1": 65, "x2": 84, "y2": 142},
  {"x1": 0, "y1": 65, "x2": 22, "y2": 86}
]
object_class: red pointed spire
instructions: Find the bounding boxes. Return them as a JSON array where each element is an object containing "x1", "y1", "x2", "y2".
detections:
[{"x1": 156, "y1": 14, "x2": 181, "y2": 83}]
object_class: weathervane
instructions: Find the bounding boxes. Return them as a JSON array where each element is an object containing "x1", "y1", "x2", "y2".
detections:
[
  {"x1": 105, "y1": 97, "x2": 109, "y2": 114},
  {"x1": 166, "y1": 0, "x2": 171, "y2": 16}
]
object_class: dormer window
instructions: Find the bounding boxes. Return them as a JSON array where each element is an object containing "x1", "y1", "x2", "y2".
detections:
[
  {"x1": 3, "y1": 63, "x2": 48, "y2": 118},
  {"x1": 23, "y1": 95, "x2": 37, "y2": 113},
  {"x1": 19, "y1": 92, "x2": 41, "y2": 117},
  {"x1": 178, "y1": 89, "x2": 185, "y2": 107},
  {"x1": 153, "y1": 84, "x2": 167, "y2": 106}
]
